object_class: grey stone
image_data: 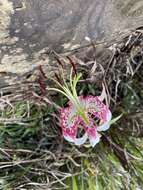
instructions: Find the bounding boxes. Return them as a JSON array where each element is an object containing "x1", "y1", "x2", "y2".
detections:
[{"x1": 0, "y1": 0, "x2": 143, "y2": 77}]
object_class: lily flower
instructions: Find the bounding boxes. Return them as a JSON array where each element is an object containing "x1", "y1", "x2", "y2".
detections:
[
  {"x1": 48, "y1": 66, "x2": 120, "y2": 147},
  {"x1": 60, "y1": 95, "x2": 112, "y2": 147}
]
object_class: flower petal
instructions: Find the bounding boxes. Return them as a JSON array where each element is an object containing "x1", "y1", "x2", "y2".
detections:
[
  {"x1": 107, "y1": 110, "x2": 112, "y2": 121},
  {"x1": 82, "y1": 96, "x2": 112, "y2": 131},
  {"x1": 60, "y1": 104, "x2": 78, "y2": 129},
  {"x1": 97, "y1": 122, "x2": 110, "y2": 131},
  {"x1": 84, "y1": 96, "x2": 106, "y2": 114},
  {"x1": 80, "y1": 122, "x2": 101, "y2": 147},
  {"x1": 60, "y1": 95, "x2": 112, "y2": 147},
  {"x1": 63, "y1": 134, "x2": 75, "y2": 143},
  {"x1": 89, "y1": 132, "x2": 101, "y2": 147},
  {"x1": 74, "y1": 133, "x2": 88, "y2": 146},
  {"x1": 60, "y1": 105, "x2": 79, "y2": 143},
  {"x1": 97, "y1": 110, "x2": 112, "y2": 131}
]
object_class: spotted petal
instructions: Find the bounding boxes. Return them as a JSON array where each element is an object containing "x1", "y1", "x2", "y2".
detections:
[
  {"x1": 60, "y1": 95, "x2": 112, "y2": 147},
  {"x1": 60, "y1": 105, "x2": 78, "y2": 141},
  {"x1": 81, "y1": 96, "x2": 112, "y2": 129},
  {"x1": 97, "y1": 110, "x2": 112, "y2": 131},
  {"x1": 85, "y1": 124, "x2": 101, "y2": 147},
  {"x1": 89, "y1": 132, "x2": 101, "y2": 147}
]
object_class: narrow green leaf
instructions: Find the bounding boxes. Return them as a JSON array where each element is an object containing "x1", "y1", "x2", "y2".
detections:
[{"x1": 109, "y1": 114, "x2": 123, "y2": 125}]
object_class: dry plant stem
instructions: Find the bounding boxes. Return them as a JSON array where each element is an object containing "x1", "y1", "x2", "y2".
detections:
[
  {"x1": 103, "y1": 48, "x2": 116, "y2": 79},
  {"x1": 0, "y1": 29, "x2": 142, "y2": 189}
]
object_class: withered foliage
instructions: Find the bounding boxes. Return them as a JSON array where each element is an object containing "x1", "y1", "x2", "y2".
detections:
[{"x1": 0, "y1": 28, "x2": 143, "y2": 189}]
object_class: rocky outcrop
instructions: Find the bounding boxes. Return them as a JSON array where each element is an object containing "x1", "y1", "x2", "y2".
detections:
[{"x1": 0, "y1": 0, "x2": 143, "y2": 78}]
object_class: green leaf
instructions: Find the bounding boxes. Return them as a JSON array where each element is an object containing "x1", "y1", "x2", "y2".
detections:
[
  {"x1": 72, "y1": 176, "x2": 79, "y2": 190},
  {"x1": 109, "y1": 114, "x2": 123, "y2": 125}
]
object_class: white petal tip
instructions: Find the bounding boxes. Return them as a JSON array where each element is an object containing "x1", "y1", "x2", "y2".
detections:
[
  {"x1": 74, "y1": 133, "x2": 88, "y2": 146},
  {"x1": 89, "y1": 133, "x2": 101, "y2": 147},
  {"x1": 97, "y1": 123, "x2": 110, "y2": 132},
  {"x1": 64, "y1": 135, "x2": 75, "y2": 143}
]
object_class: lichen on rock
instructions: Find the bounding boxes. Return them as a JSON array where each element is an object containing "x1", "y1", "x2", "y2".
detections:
[{"x1": 0, "y1": 0, "x2": 14, "y2": 40}]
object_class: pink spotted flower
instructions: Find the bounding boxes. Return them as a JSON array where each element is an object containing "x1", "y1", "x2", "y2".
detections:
[
  {"x1": 60, "y1": 95, "x2": 112, "y2": 147},
  {"x1": 49, "y1": 70, "x2": 119, "y2": 147}
]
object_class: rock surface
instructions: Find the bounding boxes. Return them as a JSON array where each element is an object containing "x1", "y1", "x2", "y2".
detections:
[{"x1": 0, "y1": 0, "x2": 143, "y2": 76}]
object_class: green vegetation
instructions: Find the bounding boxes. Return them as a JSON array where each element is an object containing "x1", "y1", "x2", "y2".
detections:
[{"x1": 0, "y1": 30, "x2": 143, "y2": 190}]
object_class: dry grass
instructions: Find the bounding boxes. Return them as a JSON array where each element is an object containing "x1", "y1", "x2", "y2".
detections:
[{"x1": 0, "y1": 28, "x2": 143, "y2": 190}]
